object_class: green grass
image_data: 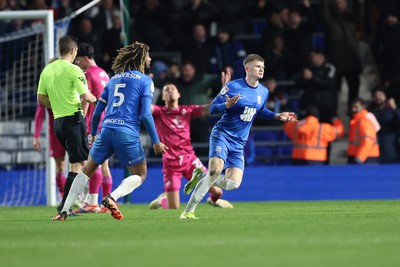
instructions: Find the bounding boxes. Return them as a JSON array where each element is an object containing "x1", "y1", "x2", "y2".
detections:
[{"x1": 1, "y1": 200, "x2": 399, "y2": 267}]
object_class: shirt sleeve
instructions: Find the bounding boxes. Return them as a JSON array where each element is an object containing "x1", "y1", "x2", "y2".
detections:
[
  {"x1": 152, "y1": 105, "x2": 161, "y2": 116},
  {"x1": 141, "y1": 77, "x2": 154, "y2": 99},
  {"x1": 189, "y1": 105, "x2": 203, "y2": 118},
  {"x1": 37, "y1": 72, "x2": 47, "y2": 95},
  {"x1": 72, "y1": 66, "x2": 89, "y2": 95},
  {"x1": 34, "y1": 104, "x2": 45, "y2": 138}
]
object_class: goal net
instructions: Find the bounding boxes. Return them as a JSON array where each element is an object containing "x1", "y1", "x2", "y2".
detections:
[{"x1": 0, "y1": 10, "x2": 57, "y2": 206}]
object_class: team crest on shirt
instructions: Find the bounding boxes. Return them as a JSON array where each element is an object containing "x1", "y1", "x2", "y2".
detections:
[
  {"x1": 216, "y1": 146, "x2": 222, "y2": 153},
  {"x1": 182, "y1": 108, "x2": 187, "y2": 115},
  {"x1": 257, "y1": 96, "x2": 261, "y2": 105},
  {"x1": 219, "y1": 86, "x2": 229, "y2": 95}
]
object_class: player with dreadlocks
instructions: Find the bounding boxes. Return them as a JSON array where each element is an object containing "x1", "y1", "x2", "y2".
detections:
[{"x1": 52, "y1": 41, "x2": 168, "y2": 221}]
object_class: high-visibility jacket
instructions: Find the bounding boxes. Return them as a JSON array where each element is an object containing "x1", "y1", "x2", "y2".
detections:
[
  {"x1": 283, "y1": 116, "x2": 344, "y2": 161},
  {"x1": 348, "y1": 109, "x2": 380, "y2": 162}
]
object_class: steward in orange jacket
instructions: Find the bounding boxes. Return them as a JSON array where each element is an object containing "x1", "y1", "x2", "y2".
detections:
[
  {"x1": 348, "y1": 98, "x2": 380, "y2": 164},
  {"x1": 283, "y1": 106, "x2": 344, "y2": 165}
]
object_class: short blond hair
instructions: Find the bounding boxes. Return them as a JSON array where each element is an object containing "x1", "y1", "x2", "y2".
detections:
[{"x1": 243, "y1": 54, "x2": 264, "y2": 66}]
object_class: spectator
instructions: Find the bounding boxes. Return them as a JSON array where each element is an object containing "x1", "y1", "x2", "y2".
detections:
[
  {"x1": 209, "y1": 26, "x2": 246, "y2": 79},
  {"x1": 372, "y1": 13, "x2": 400, "y2": 104},
  {"x1": 348, "y1": 98, "x2": 380, "y2": 164},
  {"x1": 132, "y1": 0, "x2": 170, "y2": 52},
  {"x1": 265, "y1": 76, "x2": 288, "y2": 113},
  {"x1": 285, "y1": 1, "x2": 317, "y2": 78},
  {"x1": 283, "y1": 106, "x2": 344, "y2": 165},
  {"x1": 175, "y1": 61, "x2": 220, "y2": 156},
  {"x1": 320, "y1": 0, "x2": 363, "y2": 113},
  {"x1": 259, "y1": 8, "x2": 288, "y2": 56},
  {"x1": 368, "y1": 88, "x2": 400, "y2": 163},
  {"x1": 263, "y1": 35, "x2": 291, "y2": 80},
  {"x1": 102, "y1": 11, "x2": 124, "y2": 74},
  {"x1": 297, "y1": 49, "x2": 337, "y2": 123},
  {"x1": 175, "y1": 0, "x2": 218, "y2": 38},
  {"x1": 75, "y1": 17, "x2": 102, "y2": 62},
  {"x1": 182, "y1": 23, "x2": 214, "y2": 75}
]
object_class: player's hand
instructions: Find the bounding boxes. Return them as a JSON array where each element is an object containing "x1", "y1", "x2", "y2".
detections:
[
  {"x1": 275, "y1": 112, "x2": 298, "y2": 123},
  {"x1": 33, "y1": 137, "x2": 41, "y2": 151},
  {"x1": 221, "y1": 68, "x2": 231, "y2": 86},
  {"x1": 225, "y1": 93, "x2": 240, "y2": 109},
  {"x1": 153, "y1": 142, "x2": 169, "y2": 155}
]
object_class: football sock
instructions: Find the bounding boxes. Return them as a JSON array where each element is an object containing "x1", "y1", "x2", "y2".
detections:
[
  {"x1": 110, "y1": 175, "x2": 142, "y2": 201},
  {"x1": 58, "y1": 172, "x2": 77, "y2": 212},
  {"x1": 89, "y1": 168, "x2": 102, "y2": 194},
  {"x1": 81, "y1": 181, "x2": 89, "y2": 204},
  {"x1": 213, "y1": 176, "x2": 241, "y2": 190},
  {"x1": 102, "y1": 175, "x2": 112, "y2": 197},
  {"x1": 160, "y1": 197, "x2": 168, "y2": 209},
  {"x1": 184, "y1": 172, "x2": 219, "y2": 213},
  {"x1": 61, "y1": 172, "x2": 90, "y2": 213},
  {"x1": 88, "y1": 194, "x2": 99, "y2": 206},
  {"x1": 210, "y1": 192, "x2": 221, "y2": 202},
  {"x1": 55, "y1": 172, "x2": 66, "y2": 197}
]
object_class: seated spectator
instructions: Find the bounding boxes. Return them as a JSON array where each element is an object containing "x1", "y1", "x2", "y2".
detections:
[
  {"x1": 348, "y1": 98, "x2": 380, "y2": 164},
  {"x1": 368, "y1": 88, "x2": 400, "y2": 163},
  {"x1": 283, "y1": 106, "x2": 344, "y2": 165}
]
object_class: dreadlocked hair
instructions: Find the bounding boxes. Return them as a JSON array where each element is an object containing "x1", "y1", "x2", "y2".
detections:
[{"x1": 111, "y1": 41, "x2": 149, "y2": 74}]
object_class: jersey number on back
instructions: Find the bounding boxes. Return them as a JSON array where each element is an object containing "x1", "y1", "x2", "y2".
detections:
[
  {"x1": 113, "y1": 83, "x2": 126, "y2": 107},
  {"x1": 240, "y1": 107, "x2": 256, "y2": 122}
]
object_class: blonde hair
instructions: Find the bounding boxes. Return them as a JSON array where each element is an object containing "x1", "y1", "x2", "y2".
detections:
[
  {"x1": 111, "y1": 41, "x2": 149, "y2": 73},
  {"x1": 243, "y1": 54, "x2": 264, "y2": 66}
]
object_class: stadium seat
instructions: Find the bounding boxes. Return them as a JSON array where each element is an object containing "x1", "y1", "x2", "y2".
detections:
[
  {"x1": 0, "y1": 136, "x2": 18, "y2": 150},
  {"x1": 16, "y1": 151, "x2": 43, "y2": 164}
]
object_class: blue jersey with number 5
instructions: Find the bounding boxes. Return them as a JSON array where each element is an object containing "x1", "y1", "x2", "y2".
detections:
[
  {"x1": 99, "y1": 70, "x2": 154, "y2": 136},
  {"x1": 210, "y1": 78, "x2": 271, "y2": 145}
]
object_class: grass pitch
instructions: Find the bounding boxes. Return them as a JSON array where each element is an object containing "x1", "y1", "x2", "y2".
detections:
[{"x1": 0, "y1": 200, "x2": 399, "y2": 267}]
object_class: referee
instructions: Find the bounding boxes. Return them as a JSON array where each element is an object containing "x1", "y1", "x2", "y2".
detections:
[{"x1": 37, "y1": 35, "x2": 97, "y2": 214}]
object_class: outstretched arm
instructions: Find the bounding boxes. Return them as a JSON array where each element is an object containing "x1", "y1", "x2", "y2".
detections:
[{"x1": 274, "y1": 112, "x2": 298, "y2": 123}]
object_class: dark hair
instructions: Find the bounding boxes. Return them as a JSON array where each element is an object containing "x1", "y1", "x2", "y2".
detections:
[
  {"x1": 112, "y1": 41, "x2": 149, "y2": 73},
  {"x1": 58, "y1": 35, "x2": 78, "y2": 56},
  {"x1": 77, "y1": 43, "x2": 94, "y2": 59}
]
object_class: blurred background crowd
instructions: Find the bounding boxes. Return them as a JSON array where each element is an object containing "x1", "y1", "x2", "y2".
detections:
[{"x1": 1, "y1": 0, "x2": 400, "y2": 164}]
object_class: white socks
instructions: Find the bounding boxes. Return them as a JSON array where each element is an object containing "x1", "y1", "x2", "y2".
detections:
[
  {"x1": 110, "y1": 175, "x2": 142, "y2": 201},
  {"x1": 213, "y1": 175, "x2": 241, "y2": 190},
  {"x1": 61, "y1": 172, "x2": 90, "y2": 213},
  {"x1": 184, "y1": 172, "x2": 219, "y2": 213},
  {"x1": 88, "y1": 194, "x2": 98, "y2": 205}
]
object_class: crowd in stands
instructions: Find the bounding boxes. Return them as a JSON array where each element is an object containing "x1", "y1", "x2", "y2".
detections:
[{"x1": 1, "y1": 0, "x2": 400, "y2": 164}]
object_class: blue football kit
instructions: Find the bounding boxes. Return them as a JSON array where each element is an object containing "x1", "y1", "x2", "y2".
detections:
[
  {"x1": 90, "y1": 70, "x2": 159, "y2": 166},
  {"x1": 209, "y1": 78, "x2": 276, "y2": 169}
]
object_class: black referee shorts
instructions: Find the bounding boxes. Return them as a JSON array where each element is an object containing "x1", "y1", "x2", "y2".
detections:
[{"x1": 54, "y1": 111, "x2": 89, "y2": 163}]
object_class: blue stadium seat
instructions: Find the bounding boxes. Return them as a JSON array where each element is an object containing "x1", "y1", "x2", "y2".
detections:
[{"x1": 312, "y1": 33, "x2": 325, "y2": 49}]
